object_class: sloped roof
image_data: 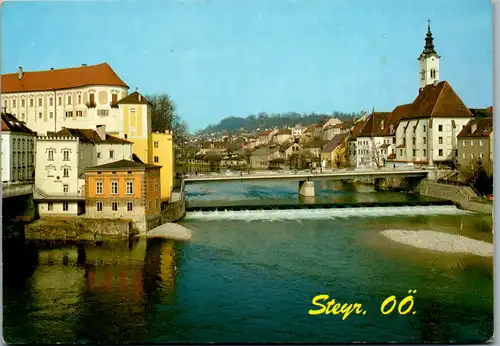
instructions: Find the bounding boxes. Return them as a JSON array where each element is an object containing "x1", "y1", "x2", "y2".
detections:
[
  {"x1": 117, "y1": 91, "x2": 152, "y2": 105},
  {"x1": 85, "y1": 159, "x2": 160, "y2": 171},
  {"x1": 1, "y1": 112, "x2": 36, "y2": 134},
  {"x1": 379, "y1": 104, "x2": 413, "y2": 136},
  {"x1": 457, "y1": 117, "x2": 493, "y2": 138},
  {"x1": 349, "y1": 120, "x2": 367, "y2": 140},
  {"x1": 359, "y1": 112, "x2": 390, "y2": 137},
  {"x1": 469, "y1": 107, "x2": 493, "y2": 118},
  {"x1": 276, "y1": 128, "x2": 292, "y2": 135},
  {"x1": 1, "y1": 63, "x2": 128, "y2": 93},
  {"x1": 52, "y1": 128, "x2": 131, "y2": 144},
  {"x1": 281, "y1": 142, "x2": 300, "y2": 151},
  {"x1": 402, "y1": 81, "x2": 473, "y2": 120},
  {"x1": 303, "y1": 139, "x2": 329, "y2": 149},
  {"x1": 322, "y1": 133, "x2": 348, "y2": 153}
]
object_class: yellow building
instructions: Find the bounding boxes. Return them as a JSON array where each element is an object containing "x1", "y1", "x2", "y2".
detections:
[
  {"x1": 117, "y1": 91, "x2": 174, "y2": 202},
  {"x1": 152, "y1": 131, "x2": 175, "y2": 201},
  {"x1": 321, "y1": 133, "x2": 349, "y2": 169}
]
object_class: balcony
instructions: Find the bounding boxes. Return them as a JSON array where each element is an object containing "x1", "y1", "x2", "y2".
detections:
[
  {"x1": 86, "y1": 101, "x2": 97, "y2": 109},
  {"x1": 110, "y1": 101, "x2": 119, "y2": 109}
]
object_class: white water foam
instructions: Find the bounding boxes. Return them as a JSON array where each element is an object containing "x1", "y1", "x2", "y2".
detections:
[{"x1": 185, "y1": 205, "x2": 471, "y2": 221}]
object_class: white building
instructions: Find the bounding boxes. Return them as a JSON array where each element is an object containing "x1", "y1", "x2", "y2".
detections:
[
  {"x1": 394, "y1": 81, "x2": 473, "y2": 168},
  {"x1": 418, "y1": 21, "x2": 440, "y2": 90},
  {"x1": 355, "y1": 112, "x2": 390, "y2": 168},
  {"x1": 34, "y1": 126, "x2": 133, "y2": 217},
  {"x1": 1, "y1": 111, "x2": 36, "y2": 183},
  {"x1": 1, "y1": 63, "x2": 129, "y2": 136}
]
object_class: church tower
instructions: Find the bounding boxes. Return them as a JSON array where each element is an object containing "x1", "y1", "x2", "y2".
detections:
[{"x1": 418, "y1": 20, "x2": 440, "y2": 90}]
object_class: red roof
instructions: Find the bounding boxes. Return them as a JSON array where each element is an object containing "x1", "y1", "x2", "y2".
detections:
[
  {"x1": 359, "y1": 112, "x2": 390, "y2": 137},
  {"x1": 1, "y1": 63, "x2": 128, "y2": 93},
  {"x1": 349, "y1": 120, "x2": 367, "y2": 139},
  {"x1": 386, "y1": 153, "x2": 396, "y2": 159},
  {"x1": 379, "y1": 104, "x2": 413, "y2": 136},
  {"x1": 402, "y1": 81, "x2": 473, "y2": 120}
]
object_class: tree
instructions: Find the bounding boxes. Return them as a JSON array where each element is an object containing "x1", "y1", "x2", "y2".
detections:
[
  {"x1": 370, "y1": 138, "x2": 384, "y2": 168},
  {"x1": 463, "y1": 159, "x2": 493, "y2": 196},
  {"x1": 146, "y1": 93, "x2": 189, "y2": 147}
]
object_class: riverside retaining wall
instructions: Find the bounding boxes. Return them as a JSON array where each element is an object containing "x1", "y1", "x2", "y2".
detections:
[
  {"x1": 161, "y1": 199, "x2": 186, "y2": 223},
  {"x1": 417, "y1": 180, "x2": 493, "y2": 215}
]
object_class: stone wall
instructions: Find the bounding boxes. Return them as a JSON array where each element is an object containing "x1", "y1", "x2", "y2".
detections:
[
  {"x1": 25, "y1": 218, "x2": 132, "y2": 241},
  {"x1": 161, "y1": 200, "x2": 186, "y2": 223},
  {"x1": 417, "y1": 180, "x2": 493, "y2": 215}
]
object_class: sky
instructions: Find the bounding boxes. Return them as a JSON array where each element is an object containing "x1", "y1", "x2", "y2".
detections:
[{"x1": 1, "y1": 0, "x2": 493, "y2": 133}]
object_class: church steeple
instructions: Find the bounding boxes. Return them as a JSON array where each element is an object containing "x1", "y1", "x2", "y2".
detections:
[{"x1": 418, "y1": 19, "x2": 440, "y2": 89}]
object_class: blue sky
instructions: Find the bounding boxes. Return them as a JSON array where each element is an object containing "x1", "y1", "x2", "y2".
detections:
[{"x1": 2, "y1": 0, "x2": 493, "y2": 132}]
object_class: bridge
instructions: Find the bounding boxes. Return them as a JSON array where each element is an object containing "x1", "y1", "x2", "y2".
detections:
[
  {"x1": 2, "y1": 181, "x2": 34, "y2": 198},
  {"x1": 184, "y1": 168, "x2": 429, "y2": 197}
]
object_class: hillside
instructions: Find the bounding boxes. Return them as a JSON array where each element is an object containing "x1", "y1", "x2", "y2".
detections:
[{"x1": 198, "y1": 111, "x2": 363, "y2": 134}]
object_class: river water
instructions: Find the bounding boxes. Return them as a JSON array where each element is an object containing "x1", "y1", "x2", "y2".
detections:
[{"x1": 3, "y1": 181, "x2": 494, "y2": 343}]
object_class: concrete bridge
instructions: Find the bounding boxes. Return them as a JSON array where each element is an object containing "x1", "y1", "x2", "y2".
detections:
[
  {"x1": 2, "y1": 181, "x2": 34, "y2": 198},
  {"x1": 183, "y1": 168, "x2": 429, "y2": 197}
]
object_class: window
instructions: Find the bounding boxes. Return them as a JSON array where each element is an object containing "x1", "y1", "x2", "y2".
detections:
[
  {"x1": 412, "y1": 138, "x2": 416, "y2": 145},
  {"x1": 89, "y1": 93, "x2": 95, "y2": 104},
  {"x1": 58, "y1": 97, "x2": 62, "y2": 106},
  {"x1": 63, "y1": 184, "x2": 69, "y2": 193},
  {"x1": 470, "y1": 140, "x2": 475, "y2": 147},
  {"x1": 50, "y1": 98, "x2": 53, "y2": 106},
  {"x1": 48, "y1": 150, "x2": 54, "y2": 161},
  {"x1": 423, "y1": 137, "x2": 426, "y2": 144},
  {"x1": 446, "y1": 124, "x2": 451, "y2": 132},
  {"x1": 76, "y1": 110, "x2": 83, "y2": 117},
  {"x1": 63, "y1": 168, "x2": 69, "y2": 177},
  {"x1": 438, "y1": 125, "x2": 443, "y2": 131},
  {"x1": 148, "y1": 200, "x2": 152, "y2": 210},
  {"x1": 50, "y1": 112, "x2": 53, "y2": 118},
  {"x1": 97, "y1": 109, "x2": 109, "y2": 116},
  {"x1": 480, "y1": 153, "x2": 484, "y2": 159},
  {"x1": 63, "y1": 150, "x2": 69, "y2": 161},
  {"x1": 154, "y1": 179, "x2": 158, "y2": 192},
  {"x1": 67, "y1": 96, "x2": 72, "y2": 105},
  {"x1": 462, "y1": 141, "x2": 467, "y2": 147},
  {"x1": 96, "y1": 181, "x2": 103, "y2": 194},
  {"x1": 48, "y1": 202, "x2": 54, "y2": 211},
  {"x1": 413, "y1": 149, "x2": 416, "y2": 156},
  {"x1": 97, "y1": 201, "x2": 103, "y2": 212},
  {"x1": 126, "y1": 180, "x2": 134, "y2": 194},
  {"x1": 462, "y1": 152, "x2": 466, "y2": 159},
  {"x1": 63, "y1": 202, "x2": 69, "y2": 211},
  {"x1": 112, "y1": 202, "x2": 118, "y2": 211},
  {"x1": 127, "y1": 201, "x2": 133, "y2": 211},
  {"x1": 112, "y1": 94, "x2": 118, "y2": 104},
  {"x1": 78, "y1": 95, "x2": 82, "y2": 104},
  {"x1": 12, "y1": 99, "x2": 16, "y2": 107},
  {"x1": 38, "y1": 98, "x2": 42, "y2": 107},
  {"x1": 109, "y1": 150, "x2": 114, "y2": 159},
  {"x1": 392, "y1": 137, "x2": 396, "y2": 144},
  {"x1": 97, "y1": 152, "x2": 101, "y2": 159},
  {"x1": 21, "y1": 99, "x2": 25, "y2": 107},
  {"x1": 413, "y1": 126, "x2": 416, "y2": 133},
  {"x1": 423, "y1": 149, "x2": 426, "y2": 156},
  {"x1": 29, "y1": 99, "x2": 34, "y2": 107},
  {"x1": 438, "y1": 137, "x2": 443, "y2": 144},
  {"x1": 480, "y1": 140, "x2": 484, "y2": 147},
  {"x1": 130, "y1": 108, "x2": 136, "y2": 113},
  {"x1": 38, "y1": 112, "x2": 42, "y2": 119},
  {"x1": 154, "y1": 141, "x2": 159, "y2": 148},
  {"x1": 471, "y1": 153, "x2": 475, "y2": 159},
  {"x1": 154, "y1": 156, "x2": 159, "y2": 163},
  {"x1": 111, "y1": 181, "x2": 118, "y2": 194},
  {"x1": 65, "y1": 111, "x2": 73, "y2": 118}
]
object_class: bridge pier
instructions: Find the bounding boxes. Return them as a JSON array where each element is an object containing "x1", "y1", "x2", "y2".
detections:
[{"x1": 298, "y1": 180, "x2": 315, "y2": 197}]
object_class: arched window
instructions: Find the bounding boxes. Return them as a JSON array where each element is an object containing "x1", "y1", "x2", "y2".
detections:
[{"x1": 430, "y1": 69, "x2": 436, "y2": 79}]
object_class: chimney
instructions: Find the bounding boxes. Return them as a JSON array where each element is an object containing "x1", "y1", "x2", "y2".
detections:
[
  {"x1": 433, "y1": 80, "x2": 439, "y2": 87},
  {"x1": 96, "y1": 124, "x2": 106, "y2": 140},
  {"x1": 471, "y1": 123, "x2": 477, "y2": 134},
  {"x1": 138, "y1": 94, "x2": 142, "y2": 102},
  {"x1": 380, "y1": 120, "x2": 385, "y2": 130},
  {"x1": 18, "y1": 66, "x2": 23, "y2": 80}
]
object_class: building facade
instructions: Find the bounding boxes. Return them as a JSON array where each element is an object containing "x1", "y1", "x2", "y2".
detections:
[
  {"x1": 457, "y1": 117, "x2": 493, "y2": 175},
  {"x1": 152, "y1": 131, "x2": 175, "y2": 201},
  {"x1": 35, "y1": 128, "x2": 132, "y2": 217},
  {"x1": 1, "y1": 63, "x2": 129, "y2": 135},
  {"x1": 84, "y1": 160, "x2": 162, "y2": 234},
  {"x1": 1, "y1": 112, "x2": 36, "y2": 184}
]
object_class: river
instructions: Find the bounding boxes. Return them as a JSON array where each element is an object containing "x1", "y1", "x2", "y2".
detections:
[{"x1": 2, "y1": 181, "x2": 494, "y2": 343}]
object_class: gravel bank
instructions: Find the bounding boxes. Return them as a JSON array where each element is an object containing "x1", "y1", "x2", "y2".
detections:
[{"x1": 381, "y1": 229, "x2": 493, "y2": 257}]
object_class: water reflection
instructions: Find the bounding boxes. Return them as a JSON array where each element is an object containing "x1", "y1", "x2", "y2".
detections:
[{"x1": 3, "y1": 237, "x2": 181, "y2": 344}]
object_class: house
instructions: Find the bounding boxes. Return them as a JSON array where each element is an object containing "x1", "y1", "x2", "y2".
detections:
[
  {"x1": 1, "y1": 111, "x2": 36, "y2": 184},
  {"x1": 257, "y1": 129, "x2": 277, "y2": 145},
  {"x1": 197, "y1": 141, "x2": 228, "y2": 156},
  {"x1": 302, "y1": 139, "x2": 329, "y2": 160},
  {"x1": 312, "y1": 125, "x2": 324, "y2": 139},
  {"x1": 322, "y1": 123, "x2": 350, "y2": 141},
  {"x1": 84, "y1": 159, "x2": 162, "y2": 234},
  {"x1": 347, "y1": 120, "x2": 367, "y2": 167},
  {"x1": 250, "y1": 145, "x2": 280, "y2": 169},
  {"x1": 273, "y1": 128, "x2": 293, "y2": 144},
  {"x1": 395, "y1": 81, "x2": 474, "y2": 168},
  {"x1": 355, "y1": 112, "x2": 390, "y2": 168},
  {"x1": 221, "y1": 154, "x2": 246, "y2": 168},
  {"x1": 292, "y1": 125, "x2": 303, "y2": 137},
  {"x1": 456, "y1": 117, "x2": 493, "y2": 174},
  {"x1": 1, "y1": 63, "x2": 128, "y2": 135},
  {"x1": 152, "y1": 130, "x2": 175, "y2": 202},
  {"x1": 34, "y1": 127, "x2": 132, "y2": 217},
  {"x1": 280, "y1": 142, "x2": 302, "y2": 160},
  {"x1": 378, "y1": 104, "x2": 413, "y2": 167},
  {"x1": 321, "y1": 133, "x2": 349, "y2": 169},
  {"x1": 322, "y1": 117, "x2": 342, "y2": 130}
]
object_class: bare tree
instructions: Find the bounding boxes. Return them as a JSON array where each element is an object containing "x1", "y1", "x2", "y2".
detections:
[
  {"x1": 146, "y1": 93, "x2": 189, "y2": 147},
  {"x1": 370, "y1": 138, "x2": 384, "y2": 168}
]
